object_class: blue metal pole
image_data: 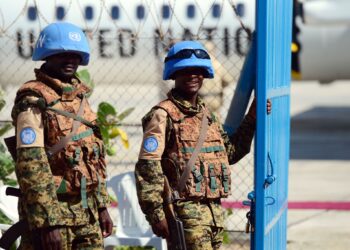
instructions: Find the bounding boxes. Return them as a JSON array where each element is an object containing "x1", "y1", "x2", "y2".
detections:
[
  {"x1": 255, "y1": 0, "x2": 268, "y2": 248},
  {"x1": 223, "y1": 34, "x2": 256, "y2": 135}
]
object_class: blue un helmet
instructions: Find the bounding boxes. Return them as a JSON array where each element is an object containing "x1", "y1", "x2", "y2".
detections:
[
  {"x1": 32, "y1": 22, "x2": 90, "y2": 65},
  {"x1": 163, "y1": 40, "x2": 214, "y2": 80}
]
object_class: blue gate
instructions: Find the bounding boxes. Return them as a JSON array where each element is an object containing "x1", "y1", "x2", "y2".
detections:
[{"x1": 254, "y1": 0, "x2": 293, "y2": 249}]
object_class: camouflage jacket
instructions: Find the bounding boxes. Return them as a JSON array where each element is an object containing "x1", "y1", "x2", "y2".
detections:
[
  {"x1": 135, "y1": 88, "x2": 256, "y2": 226},
  {"x1": 11, "y1": 68, "x2": 109, "y2": 230}
]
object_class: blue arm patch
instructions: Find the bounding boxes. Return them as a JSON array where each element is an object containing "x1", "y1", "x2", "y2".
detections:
[
  {"x1": 143, "y1": 136, "x2": 158, "y2": 152},
  {"x1": 20, "y1": 127, "x2": 36, "y2": 145}
]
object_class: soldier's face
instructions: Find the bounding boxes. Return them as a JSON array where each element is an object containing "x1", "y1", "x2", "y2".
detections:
[
  {"x1": 45, "y1": 53, "x2": 82, "y2": 82},
  {"x1": 174, "y1": 67, "x2": 205, "y2": 96}
]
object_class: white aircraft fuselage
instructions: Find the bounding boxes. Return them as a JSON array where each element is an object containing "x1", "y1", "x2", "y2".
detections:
[{"x1": 0, "y1": 0, "x2": 349, "y2": 86}]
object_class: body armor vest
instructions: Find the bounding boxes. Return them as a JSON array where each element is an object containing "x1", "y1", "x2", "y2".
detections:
[
  {"x1": 16, "y1": 80, "x2": 106, "y2": 196},
  {"x1": 157, "y1": 100, "x2": 231, "y2": 200}
]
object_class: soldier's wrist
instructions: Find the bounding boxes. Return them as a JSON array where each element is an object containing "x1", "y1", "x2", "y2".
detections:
[
  {"x1": 147, "y1": 207, "x2": 166, "y2": 225},
  {"x1": 244, "y1": 113, "x2": 256, "y2": 125}
]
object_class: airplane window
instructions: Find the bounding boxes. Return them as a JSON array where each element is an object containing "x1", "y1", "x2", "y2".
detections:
[
  {"x1": 162, "y1": 5, "x2": 170, "y2": 19},
  {"x1": 187, "y1": 4, "x2": 195, "y2": 18},
  {"x1": 137, "y1": 5, "x2": 145, "y2": 20},
  {"x1": 28, "y1": 6, "x2": 37, "y2": 21},
  {"x1": 85, "y1": 6, "x2": 94, "y2": 20},
  {"x1": 236, "y1": 3, "x2": 245, "y2": 17},
  {"x1": 56, "y1": 6, "x2": 65, "y2": 20},
  {"x1": 111, "y1": 6, "x2": 120, "y2": 20},
  {"x1": 212, "y1": 4, "x2": 221, "y2": 18}
]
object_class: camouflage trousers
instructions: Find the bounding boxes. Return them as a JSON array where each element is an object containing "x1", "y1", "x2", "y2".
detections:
[
  {"x1": 182, "y1": 224, "x2": 224, "y2": 250},
  {"x1": 18, "y1": 219, "x2": 103, "y2": 250},
  {"x1": 174, "y1": 199, "x2": 225, "y2": 250}
]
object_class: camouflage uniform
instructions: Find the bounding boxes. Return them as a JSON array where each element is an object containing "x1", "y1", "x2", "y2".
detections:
[
  {"x1": 11, "y1": 68, "x2": 109, "y2": 249},
  {"x1": 135, "y1": 89, "x2": 256, "y2": 250}
]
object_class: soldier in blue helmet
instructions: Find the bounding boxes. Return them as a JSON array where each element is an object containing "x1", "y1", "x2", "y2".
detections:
[
  {"x1": 135, "y1": 40, "x2": 271, "y2": 249},
  {"x1": 10, "y1": 22, "x2": 113, "y2": 249}
]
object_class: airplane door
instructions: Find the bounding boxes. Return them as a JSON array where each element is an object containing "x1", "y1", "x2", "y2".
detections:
[{"x1": 253, "y1": 1, "x2": 292, "y2": 249}]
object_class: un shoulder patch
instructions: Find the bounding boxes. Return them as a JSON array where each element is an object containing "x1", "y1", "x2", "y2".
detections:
[
  {"x1": 20, "y1": 127, "x2": 36, "y2": 145},
  {"x1": 143, "y1": 136, "x2": 158, "y2": 152}
]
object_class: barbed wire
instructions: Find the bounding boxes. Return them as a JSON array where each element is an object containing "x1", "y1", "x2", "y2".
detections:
[
  {"x1": 0, "y1": 0, "x2": 251, "y2": 41},
  {"x1": 227, "y1": 0, "x2": 252, "y2": 39}
]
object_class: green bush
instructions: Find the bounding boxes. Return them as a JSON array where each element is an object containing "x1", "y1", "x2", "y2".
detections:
[
  {"x1": 0, "y1": 88, "x2": 16, "y2": 187},
  {"x1": 76, "y1": 70, "x2": 134, "y2": 156}
]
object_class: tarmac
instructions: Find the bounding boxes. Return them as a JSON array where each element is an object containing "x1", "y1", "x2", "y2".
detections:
[
  {"x1": 0, "y1": 81, "x2": 349, "y2": 250},
  {"x1": 286, "y1": 81, "x2": 350, "y2": 250}
]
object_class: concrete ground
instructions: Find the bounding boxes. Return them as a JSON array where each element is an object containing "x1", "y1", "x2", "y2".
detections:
[{"x1": 287, "y1": 81, "x2": 350, "y2": 250}]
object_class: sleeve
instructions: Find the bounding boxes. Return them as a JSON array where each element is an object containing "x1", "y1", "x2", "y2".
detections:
[
  {"x1": 94, "y1": 177, "x2": 110, "y2": 209},
  {"x1": 222, "y1": 114, "x2": 256, "y2": 165},
  {"x1": 134, "y1": 108, "x2": 168, "y2": 225},
  {"x1": 14, "y1": 101, "x2": 62, "y2": 230}
]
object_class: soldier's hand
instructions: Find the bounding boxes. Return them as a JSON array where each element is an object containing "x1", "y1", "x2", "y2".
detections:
[
  {"x1": 247, "y1": 98, "x2": 272, "y2": 119},
  {"x1": 267, "y1": 99, "x2": 272, "y2": 115},
  {"x1": 39, "y1": 226, "x2": 62, "y2": 250},
  {"x1": 151, "y1": 218, "x2": 170, "y2": 239},
  {"x1": 98, "y1": 207, "x2": 113, "y2": 238}
]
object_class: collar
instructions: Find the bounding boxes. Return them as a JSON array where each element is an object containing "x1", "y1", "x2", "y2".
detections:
[
  {"x1": 167, "y1": 88, "x2": 206, "y2": 116},
  {"x1": 34, "y1": 68, "x2": 91, "y2": 101}
]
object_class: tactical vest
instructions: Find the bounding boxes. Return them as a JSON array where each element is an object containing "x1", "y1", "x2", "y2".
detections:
[
  {"x1": 16, "y1": 80, "x2": 106, "y2": 199},
  {"x1": 157, "y1": 100, "x2": 231, "y2": 200}
]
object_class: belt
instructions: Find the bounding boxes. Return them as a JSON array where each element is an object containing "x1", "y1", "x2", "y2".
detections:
[
  {"x1": 57, "y1": 192, "x2": 93, "y2": 202},
  {"x1": 200, "y1": 198, "x2": 221, "y2": 204}
]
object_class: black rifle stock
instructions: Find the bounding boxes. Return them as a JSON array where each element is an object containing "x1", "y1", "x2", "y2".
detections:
[
  {"x1": 163, "y1": 176, "x2": 187, "y2": 250},
  {"x1": 0, "y1": 187, "x2": 28, "y2": 250},
  {"x1": 4, "y1": 136, "x2": 17, "y2": 161}
]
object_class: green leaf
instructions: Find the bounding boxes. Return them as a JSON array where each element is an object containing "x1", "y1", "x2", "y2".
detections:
[
  {"x1": 75, "y1": 69, "x2": 95, "y2": 97},
  {"x1": 222, "y1": 230, "x2": 231, "y2": 244},
  {"x1": 0, "y1": 210, "x2": 12, "y2": 224},
  {"x1": 99, "y1": 127, "x2": 110, "y2": 144},
  {"x1": 98, "y1": 102, "x2": 117, "y2": 117},
  {"x1": 75, "y1": 69, "x2": 90, "y2": 81},
  {"x1": 4, "y1": 179, "x2": 17, "y2": 187},
  {"x1": 0, "y1": 99, "x2": 5, "y2": 111},
  {"x1": 117, "y1": 107, "x2": 135, "y2": 121},
  {"x1": 96, "y1": 116, "x2": 107, "y2": 126},
  {"x1": 106, "y1": 144, "x2": 117, "y2": 156},
  {"x1": 0, "y1": 123, "x2": 12, "y2": 136}
]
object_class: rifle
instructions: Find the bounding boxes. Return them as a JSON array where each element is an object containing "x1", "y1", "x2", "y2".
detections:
[
  {"x1": 0, "y1": 187, "x2": 28, "y2": 250},
  {"x1": 4, "y1": 136, "x2": 17, "y2": 161},
  {"x1": 163, "y1": 176, "x2": 187, "y2": 250}
]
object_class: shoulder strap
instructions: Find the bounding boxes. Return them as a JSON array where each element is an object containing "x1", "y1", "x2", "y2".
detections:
[
  {"x1": 17, "y1": 80, "x2": 60, "y2": 105},
  {"x1": 156, "y1": 99, "x2": 184, "y2": 122},
  {"x1": 46, "y1": 105, "x2": 94, "y2": 128},
  {"x1": 177, "y1": 108, "x2": 209, "y2": 193},
  {"x1": 47, "y1": 96, "x2": 87, "y2": 157}
]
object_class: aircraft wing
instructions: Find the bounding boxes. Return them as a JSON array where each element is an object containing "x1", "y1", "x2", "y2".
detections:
[{"x1": 302, "y1": 0, "x2": 350, "y2": 26}]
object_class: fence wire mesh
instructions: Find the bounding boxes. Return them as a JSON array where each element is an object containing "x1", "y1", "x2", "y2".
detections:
[{"x1": 0, "y1": 0, "x2": 255, "y2": 249}]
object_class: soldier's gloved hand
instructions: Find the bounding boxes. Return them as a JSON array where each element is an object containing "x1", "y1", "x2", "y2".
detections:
[
  {"x1": 98, "y1": 207, "x2": 113, "y2": 238},
  {"x1": 151, "y1": 218, "x2": 170, "y2": 239},
  {"x1": 39, "y1": 226, "x2": 62, "y2": 250}
]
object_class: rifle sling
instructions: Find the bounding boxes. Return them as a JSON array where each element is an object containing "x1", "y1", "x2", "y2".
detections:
[
  {"x1": 46, "y1": 106, "x2": 94, "y2": 128},
  {"x1": 47, "y1": 96, "x2": 86, "y2": 156},
  {"x1": 177, "y1": 109, "x2": 209, "y2": 193}
]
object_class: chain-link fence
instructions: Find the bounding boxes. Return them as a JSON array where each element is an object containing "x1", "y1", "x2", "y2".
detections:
[{"x1": 0, "y1": 0, "x2": 255, "y2": 249}]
